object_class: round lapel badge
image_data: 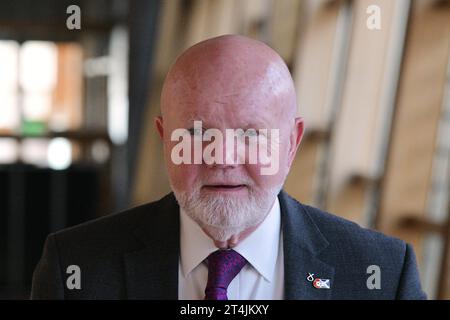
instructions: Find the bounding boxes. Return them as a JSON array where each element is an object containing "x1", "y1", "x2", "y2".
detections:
[
  {"x1": 313, "y1": 278, "x2": 331, "y2": 289},
  {"x1": 313, "y1": 278, "x2": 322, "y2": 289}
]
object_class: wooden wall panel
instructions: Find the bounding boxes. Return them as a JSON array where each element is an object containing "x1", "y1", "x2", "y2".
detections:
[
  {"x1": 327, "y1": 0, "x2": 409, "y2": 224},
  {"x1": 184, "y1": 0, "x2": 242, "y2": 49},
  {"x1": 284, "y1": 0, "x2": 347, "y2": 204},
  {"x1": 269, "y1": 0, "x2": 303, "y2": 64},
  {"x1": 377, "y1": 0, "x2": 450, "y2": 270},
  {"x1": 53, "y1": 43, "x2": 84, "y2": 130}
]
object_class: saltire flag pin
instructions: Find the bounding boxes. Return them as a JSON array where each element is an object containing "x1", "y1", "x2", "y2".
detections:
[
  {"x1": 307, "y1": 273, "x2": 331, "y2": 289},
  {"x1": 313, "y1": 278, "x2": 331, "y2": 289}
]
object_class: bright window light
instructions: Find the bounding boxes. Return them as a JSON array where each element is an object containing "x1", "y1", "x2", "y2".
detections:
[
  {"x1": 0, "y1": 94, "x2": 19, "y2": 130},
  {"x1": 19, "y1": 41, "x2": 57, "y2": 92},
  {"x1": 0, "y1": 41, "x2": 20, "y2": 130},
  {"x1": 21, "y1": 138, "x2": 49, "y2": 167},
  {"x1": 19, "y1": 41, "x2": 57, "y2": 123},
  {"x1": 0, "y1": 139, "x2": 19, "y2": 163},
  {"x1": 47, "y1": 138, "x2": 72, "y2": 170},
  {"x1": 0, "y1": 41, "x2": 19, "y2": 89},
  {"x1": 108, "y1": 25, "x2": 129, "y2": 144},
  {"x1": 22, "y1": 92, "x2": 53, "y2": 122}
]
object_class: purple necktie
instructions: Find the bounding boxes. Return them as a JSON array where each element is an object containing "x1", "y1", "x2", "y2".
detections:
[{"x1": 204, "y1": 249, "x2": 247, "y2": 300}]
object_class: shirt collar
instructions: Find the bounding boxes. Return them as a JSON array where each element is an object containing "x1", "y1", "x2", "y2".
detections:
[
  {"x1": 179, "y1": 196, "x2": 281, "y2": 282},
  {"x1": 179, "y1": 207, "x2": 218, "y2": 278}
]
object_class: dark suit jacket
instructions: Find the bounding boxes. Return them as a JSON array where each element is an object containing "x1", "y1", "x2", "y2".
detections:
[{"x1": 31, "y1": 190, "x2": 427, "y2": 299}]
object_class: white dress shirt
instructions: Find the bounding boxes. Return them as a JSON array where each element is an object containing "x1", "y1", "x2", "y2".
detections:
[{"x1": 178, "y1": 197, "x2": 284, "y2": 300}]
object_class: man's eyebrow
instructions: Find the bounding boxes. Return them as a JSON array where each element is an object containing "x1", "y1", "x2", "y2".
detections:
[
  {"x1": 184, "y1": 114, "x2": 271, "y2": 129},
  {"x1": 241, "y1": 117, "x2": 271, "y2": 129},
  {"x1": 185, "y1": 115, "x2": 211, "y2": 129}
]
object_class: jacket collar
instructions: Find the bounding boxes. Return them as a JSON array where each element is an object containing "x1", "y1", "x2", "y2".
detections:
[{"x1": 278, "y1": 190, "x2": 335, "y2": 299}]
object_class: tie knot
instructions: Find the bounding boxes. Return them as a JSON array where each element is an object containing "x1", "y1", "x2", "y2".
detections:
[{"x1": 204, "y1": 249, "x2": 247, "y2": 300}]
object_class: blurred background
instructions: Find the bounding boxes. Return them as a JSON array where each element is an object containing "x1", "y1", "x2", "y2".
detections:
[{"x1": 0, "y1": 0, "x2": 449, "y2": 299}]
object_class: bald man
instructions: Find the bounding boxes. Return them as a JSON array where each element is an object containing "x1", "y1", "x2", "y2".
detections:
[{"x1": 32, "y1": 35, "x2": 426, "y2": 300}]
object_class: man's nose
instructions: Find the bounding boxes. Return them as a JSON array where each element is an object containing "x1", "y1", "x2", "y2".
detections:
[{"x1": 206, "y1": 136, "x2": 241, "y2": 168}]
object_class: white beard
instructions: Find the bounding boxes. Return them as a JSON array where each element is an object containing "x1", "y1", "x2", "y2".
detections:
[{"x1": 172, "y1": 183, "x2": 282, "y2": 242}]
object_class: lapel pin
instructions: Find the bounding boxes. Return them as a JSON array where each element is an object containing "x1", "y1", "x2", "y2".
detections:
[
  {"x1": 313, "y1": 278, "x2": 331, "y2": 289},
  {"x1": 306, "y1": 273, "x2": 315, "y2": 282}
]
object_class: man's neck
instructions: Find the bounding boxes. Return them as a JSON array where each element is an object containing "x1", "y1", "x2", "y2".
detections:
[{"x1": 203, "y1": 221, "x2": 264, "y2": 249}]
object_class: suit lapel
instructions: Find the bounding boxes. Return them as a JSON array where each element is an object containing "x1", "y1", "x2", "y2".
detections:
[
  {"x1": 124, "y1": 193, "x2": 180, "y2": 299},
  {"x1": 279, "y1": 190, "x2": 335, "y2": 299}
]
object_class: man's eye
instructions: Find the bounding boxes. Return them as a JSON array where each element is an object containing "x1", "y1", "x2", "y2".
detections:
[
  {"x1": 188, "y1": 127, "x2": 205, "y2": 136},
  {"x1": 244, "y1": 129, "x2": 258, "y2": 137}
]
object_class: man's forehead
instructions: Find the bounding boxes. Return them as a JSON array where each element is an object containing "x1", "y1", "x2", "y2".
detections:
[
  {"x1": 169, "y1": 82, "x2": 281, "y2": 114},
  {"x1": 161, "y1": 35, "x2": 297, "y2": 124}
]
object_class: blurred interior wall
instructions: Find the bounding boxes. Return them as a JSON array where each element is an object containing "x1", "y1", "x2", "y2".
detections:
[
  {"x1": 377, "y1": 0, "x2": 450, "y2": 298},
  {"x1": 126, "y1": 0, "x2": 161, "y2": 208}
]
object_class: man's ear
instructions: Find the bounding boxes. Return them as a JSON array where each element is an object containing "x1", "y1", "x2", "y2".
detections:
[
  {"x1": 154, "y1": 116, "x2": 164, "y2": 140},
  {"x1": 287, "y1": 117, "x2": 304, "y2": 168}
]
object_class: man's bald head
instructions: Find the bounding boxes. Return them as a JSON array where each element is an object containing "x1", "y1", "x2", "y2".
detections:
[{"x1": 161, "y1": 34, "x2": 297, "y2": 122}]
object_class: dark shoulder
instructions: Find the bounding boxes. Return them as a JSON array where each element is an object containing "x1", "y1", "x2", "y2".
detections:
[
  {"x1": 282, "y1": 192, "x2": 408, "y2": 263},
  {"x1": 50, "y1": 193, "x2": 173, "y2": 254},
  {"x1": 299, "y1": 203, "x2": 406, "y2": 259}
]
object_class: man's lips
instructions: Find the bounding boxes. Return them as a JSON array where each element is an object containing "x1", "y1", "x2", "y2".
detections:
[{"x1": 202, "y1": 184, "x2": 247, "y2": 191}]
